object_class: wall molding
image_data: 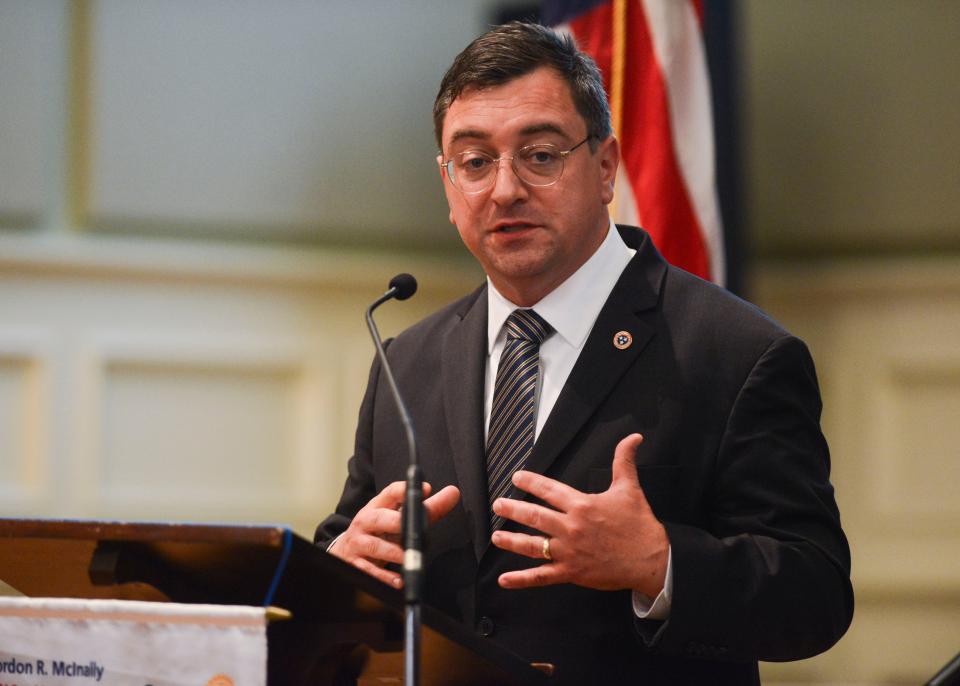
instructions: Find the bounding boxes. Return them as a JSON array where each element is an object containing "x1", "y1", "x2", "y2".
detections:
[
  {"x1": 754, "y1": 255, "x2": 960, "y2": 298},
  {"x1": 0, "y1": 331, "x2": 51, "y2": 512},
  {"x1": 71, "y1": 330, "x2": 337, "y2": 522},
  {"x1": 0, "y1": 232, "x2": 480, "y2": 291}
]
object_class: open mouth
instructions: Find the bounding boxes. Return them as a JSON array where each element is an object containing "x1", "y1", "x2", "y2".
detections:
[{"x1": 494, "y1": 223, "x2": 537, "y2": 233}]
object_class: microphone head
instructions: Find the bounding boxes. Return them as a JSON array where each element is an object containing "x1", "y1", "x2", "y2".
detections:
[{"x1": 389, "y1": 273, "x2": 418, "y2": 301}]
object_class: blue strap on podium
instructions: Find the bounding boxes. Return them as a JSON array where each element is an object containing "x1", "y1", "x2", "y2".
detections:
[{"x1": 263, "y1": 527, "x2": 292, "y2": 607}]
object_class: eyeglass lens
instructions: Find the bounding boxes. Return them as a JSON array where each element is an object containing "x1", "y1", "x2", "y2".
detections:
[{"x1": 450, "y1": 144, "x2": 565, "y2": 192}]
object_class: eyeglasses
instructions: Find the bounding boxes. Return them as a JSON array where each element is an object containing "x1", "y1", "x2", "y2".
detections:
[{"x1": 440, "y1": 136, "x2": 593, "y2": 195}]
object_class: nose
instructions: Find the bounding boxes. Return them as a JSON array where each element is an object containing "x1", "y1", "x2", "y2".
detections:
[{"x1": 488, "y1": 157, "x2": 529, "y2": 206}]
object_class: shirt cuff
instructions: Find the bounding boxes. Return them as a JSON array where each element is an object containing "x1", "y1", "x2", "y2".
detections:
[
  {"x1": 631, "y1": 545, "x2": 672, "y2": 620},
  {"x1": 326, "y1": 532, "x2": 344, "y2": 553}
]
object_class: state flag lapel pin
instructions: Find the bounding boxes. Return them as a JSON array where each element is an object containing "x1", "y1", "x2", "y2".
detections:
[{"x1": 613, "y1": 331, "x2": 633, "y2": 350}]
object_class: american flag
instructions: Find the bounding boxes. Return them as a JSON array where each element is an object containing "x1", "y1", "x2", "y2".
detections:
[{"x1": 543, "y1": 0, "x2": 725, "y2": 284}]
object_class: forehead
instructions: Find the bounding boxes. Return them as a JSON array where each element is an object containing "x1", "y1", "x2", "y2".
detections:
[{"x1": 442, "y1": 67, "x2": 583, "y2": 149}]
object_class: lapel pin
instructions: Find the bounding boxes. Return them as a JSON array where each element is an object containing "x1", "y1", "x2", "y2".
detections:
[{"x1": 613, "y1": 331, "x2": 633, "y2": 350}]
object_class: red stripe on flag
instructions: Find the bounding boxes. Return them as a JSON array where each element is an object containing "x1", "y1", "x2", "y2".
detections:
[
  {"x1": 568, "y1": 4, "x2": 614, "y2": 94},
  {"x1": 691, "y1": 0, "x2": 705, "y2": 28},
  {"x1": 618, "y1": 1, "x2": 711, "y2": 279}
]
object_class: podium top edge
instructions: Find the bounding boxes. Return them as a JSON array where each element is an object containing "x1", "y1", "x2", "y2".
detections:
[{"x1": 0, "y1": 518, "x2": 294, "y2": 547}]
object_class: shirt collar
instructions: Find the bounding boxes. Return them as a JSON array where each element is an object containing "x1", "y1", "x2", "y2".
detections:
[{"x1": 487, "y1": 220, "x2": 635, "y2": 353}]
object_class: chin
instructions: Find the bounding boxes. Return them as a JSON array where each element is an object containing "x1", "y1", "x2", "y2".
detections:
[{"x1": 488, "y1": 256, "x2": 551, "y2": 281}]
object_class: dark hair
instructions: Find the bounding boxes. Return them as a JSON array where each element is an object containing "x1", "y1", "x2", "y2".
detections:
[{"x1": 433, "y1": 21, "x2": 612, "y2": 150}]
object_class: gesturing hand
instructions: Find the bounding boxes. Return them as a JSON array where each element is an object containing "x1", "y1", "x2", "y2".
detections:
[
  {"x1": 329, "y1": 481, "x2": 460, "y2": 588},
  {"x1": 491, "y1": 433, "x2": 669, "y2": 598}
]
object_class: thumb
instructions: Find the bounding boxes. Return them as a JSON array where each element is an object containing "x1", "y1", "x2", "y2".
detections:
[{"x1": 610, "y1": 433, "x2": 644, "y2": 489}]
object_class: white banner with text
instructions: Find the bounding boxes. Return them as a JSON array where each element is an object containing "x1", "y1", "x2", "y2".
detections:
[{"x1": 0, "y1": 597, "x2": 266, "y2": 686}]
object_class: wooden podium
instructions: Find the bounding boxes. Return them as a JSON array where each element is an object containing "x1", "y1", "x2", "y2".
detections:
[{"x1": 0, "y1": 518, "x2": 548, "y2": 685}]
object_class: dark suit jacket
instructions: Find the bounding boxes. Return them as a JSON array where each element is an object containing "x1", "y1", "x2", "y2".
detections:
[{"x1": 316, "y1": 227, "x2": 853, "y2": 685}]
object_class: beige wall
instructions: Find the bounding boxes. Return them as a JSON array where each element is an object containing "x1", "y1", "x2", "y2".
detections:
[
  {"x1": 0, "y1": 0, "x2": 486, "y2": 539},
  {"x1": 742, "y1": 2, "x2": 960, "y2": 684},
  {"x1": 743, "y1": 0, "x2": 960, "y2": 258},
  {"x1": 1, "y1": 1, "x2": 958, "y2": 683}
]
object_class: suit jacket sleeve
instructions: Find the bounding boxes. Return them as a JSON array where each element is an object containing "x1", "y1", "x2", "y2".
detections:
[{"x1": 641, "y1": 333, "x2": 853, "y2": 662}]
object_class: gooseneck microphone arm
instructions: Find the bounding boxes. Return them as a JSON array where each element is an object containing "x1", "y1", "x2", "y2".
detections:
[
  {"x1": 364, "y1": 273, "x2": 424, "y2": 686},
  {"x1": 365, "y1": 274, "x2": 419, "y2": 477}
]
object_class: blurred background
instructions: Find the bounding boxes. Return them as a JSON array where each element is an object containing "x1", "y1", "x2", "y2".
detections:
[{"x1": 1, "y1": 1, "x2": 958, "y2": 683}]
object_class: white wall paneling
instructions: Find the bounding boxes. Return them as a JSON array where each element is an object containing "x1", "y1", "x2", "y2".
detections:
[
  {"x1": 72, "y1": 332, "x2": 331, "y2": 527},
  {"x1": 0, "y1": 331, "x2": 51, "y2": 513},
  {"x1": 874, "y1": 356, "x2": 960, "y2": 522},
  {"x1": 754, "y1": 257, "x2": 960, "y2": 685},
  {"x1": 0, "y1": 258, "x2": 479, "y2": 538}
]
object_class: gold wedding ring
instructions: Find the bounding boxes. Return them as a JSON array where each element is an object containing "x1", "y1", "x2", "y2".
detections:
[{"x1": 541, "y1": 537, "x2": 552, "y2": 561}]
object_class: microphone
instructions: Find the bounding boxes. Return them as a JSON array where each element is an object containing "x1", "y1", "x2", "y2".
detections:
[
  {"x1": 364, "y1": 273, "x2": 424, "y2": 686},
  {"x1": 389, "y1": 273, "x2": 418, "y2": 301}
]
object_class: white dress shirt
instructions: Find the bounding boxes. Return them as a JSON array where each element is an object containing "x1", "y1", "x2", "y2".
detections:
[{"x1": 485, "y1": 221, "x2": 673, "y2": 620}]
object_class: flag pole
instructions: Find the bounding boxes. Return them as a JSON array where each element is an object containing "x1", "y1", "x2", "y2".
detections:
[{"x1": 609, "y1": 0, "x2": 627, "y2": 222}]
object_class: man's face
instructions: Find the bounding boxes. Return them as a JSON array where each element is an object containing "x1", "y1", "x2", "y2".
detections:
[{"x1": 438, "y1": 67, "x2": 618, "y2": 306}]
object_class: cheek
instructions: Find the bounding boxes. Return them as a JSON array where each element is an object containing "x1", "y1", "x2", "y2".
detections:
[
  {"x1": 444, "y1": 190, "x2": 484, "y2": 230},
  {"x1": 442, "y1": 183, "x2": 463, "y2": 226}
]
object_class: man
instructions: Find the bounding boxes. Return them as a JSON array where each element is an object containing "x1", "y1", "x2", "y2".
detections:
[{"x1": 316, "y1": 22, "x2": 852, "y2": 685}]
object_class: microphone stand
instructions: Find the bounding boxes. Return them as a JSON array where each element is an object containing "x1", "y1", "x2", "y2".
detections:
[{"x1": 365, "y1": 275, "x2": 423, "y2": 686}]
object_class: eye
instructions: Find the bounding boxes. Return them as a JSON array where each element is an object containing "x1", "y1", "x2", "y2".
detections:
[
  {"x1": 522, "y1": 146, "x2": 560, "y2": 166},
  {"x1": 457, "y1": 151, "x2": 494, "y2": 172}
]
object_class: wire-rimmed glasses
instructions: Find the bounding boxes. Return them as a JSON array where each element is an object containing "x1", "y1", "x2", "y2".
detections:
[{"x1": 440, "y1": 136, "x2": 592, "y2": 195}]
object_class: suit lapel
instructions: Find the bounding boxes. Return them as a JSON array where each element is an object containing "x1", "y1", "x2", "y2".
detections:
[
  {"x1": 440, "y1": 285, "x2": 490, "y2": 562},
  {"x1": 523, "y1": 232, "x2": 667, "y2": 483}
]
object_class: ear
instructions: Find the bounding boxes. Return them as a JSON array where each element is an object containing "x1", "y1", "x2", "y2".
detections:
[{"x1": 596, "y1": 136, "x2": 620, "y2": 206}]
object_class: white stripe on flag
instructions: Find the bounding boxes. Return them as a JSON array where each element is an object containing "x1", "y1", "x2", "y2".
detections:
[
  {"x1": 613, "y1": 164, "x2": 641, "y2": 228},
  {"x1": 640, "y1": 0, "x2": 726, "y2": 284}
]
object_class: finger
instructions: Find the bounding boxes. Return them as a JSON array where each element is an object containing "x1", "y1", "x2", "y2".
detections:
[
  {"x1": 356, "y1": 533, "x2": 404, "y2": 566},
  {"x1": 368, "y1": 481, "x2": 407, "y2": 509},
  {"x1": 352, "y1": 557, "x2": 403, "y2": 588},
  {"x1": 369, "y1": 481, "x2": 435, "y2": 512},
  {"x1": 511, "y1": 470, "x2": 581, "y2": 510},
  {"x1": 498, "y1": 565, "x2": 564, "y2": 590},
  {"x1": 356, "y1": 506, "x2": 402, "y2": 536},
  {"x1": 490, "y1": 530, "x2": 553, "y2": 561},
  {"x1": 611, "y1": 433, "x2": 644, "y2": 488},
  {"x1": 492, "y1": 497, "x2": 563, "y2": 536},
  {"x1": 424, "y1": 485, "x2": 461, "y2": 524}
]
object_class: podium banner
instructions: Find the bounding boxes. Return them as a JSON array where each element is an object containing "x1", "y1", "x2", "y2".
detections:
[{"x1": 0, "y1": 597, "x2": 266, "y2": 686}]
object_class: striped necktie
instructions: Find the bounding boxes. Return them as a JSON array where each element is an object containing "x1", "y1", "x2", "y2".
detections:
[{"x1": 487, "y1": 308, "x2": 552, "y2": 530}]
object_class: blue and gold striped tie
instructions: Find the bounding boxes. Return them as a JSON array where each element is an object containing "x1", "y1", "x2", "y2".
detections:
[{"x1": 487, "y1": 309, "x2": 552, "y2": 531}]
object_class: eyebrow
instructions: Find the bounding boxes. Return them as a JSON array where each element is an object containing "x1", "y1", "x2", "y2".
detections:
[
  {"x1": 448, "y1": 129, "x2": 490, "y2": 146},
  {"x1": 518, "y1": 123, "x2": 570, "y2": 139},
  {"x1": 446, "y1": 122, "x2": 573, "y2": 148}
]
